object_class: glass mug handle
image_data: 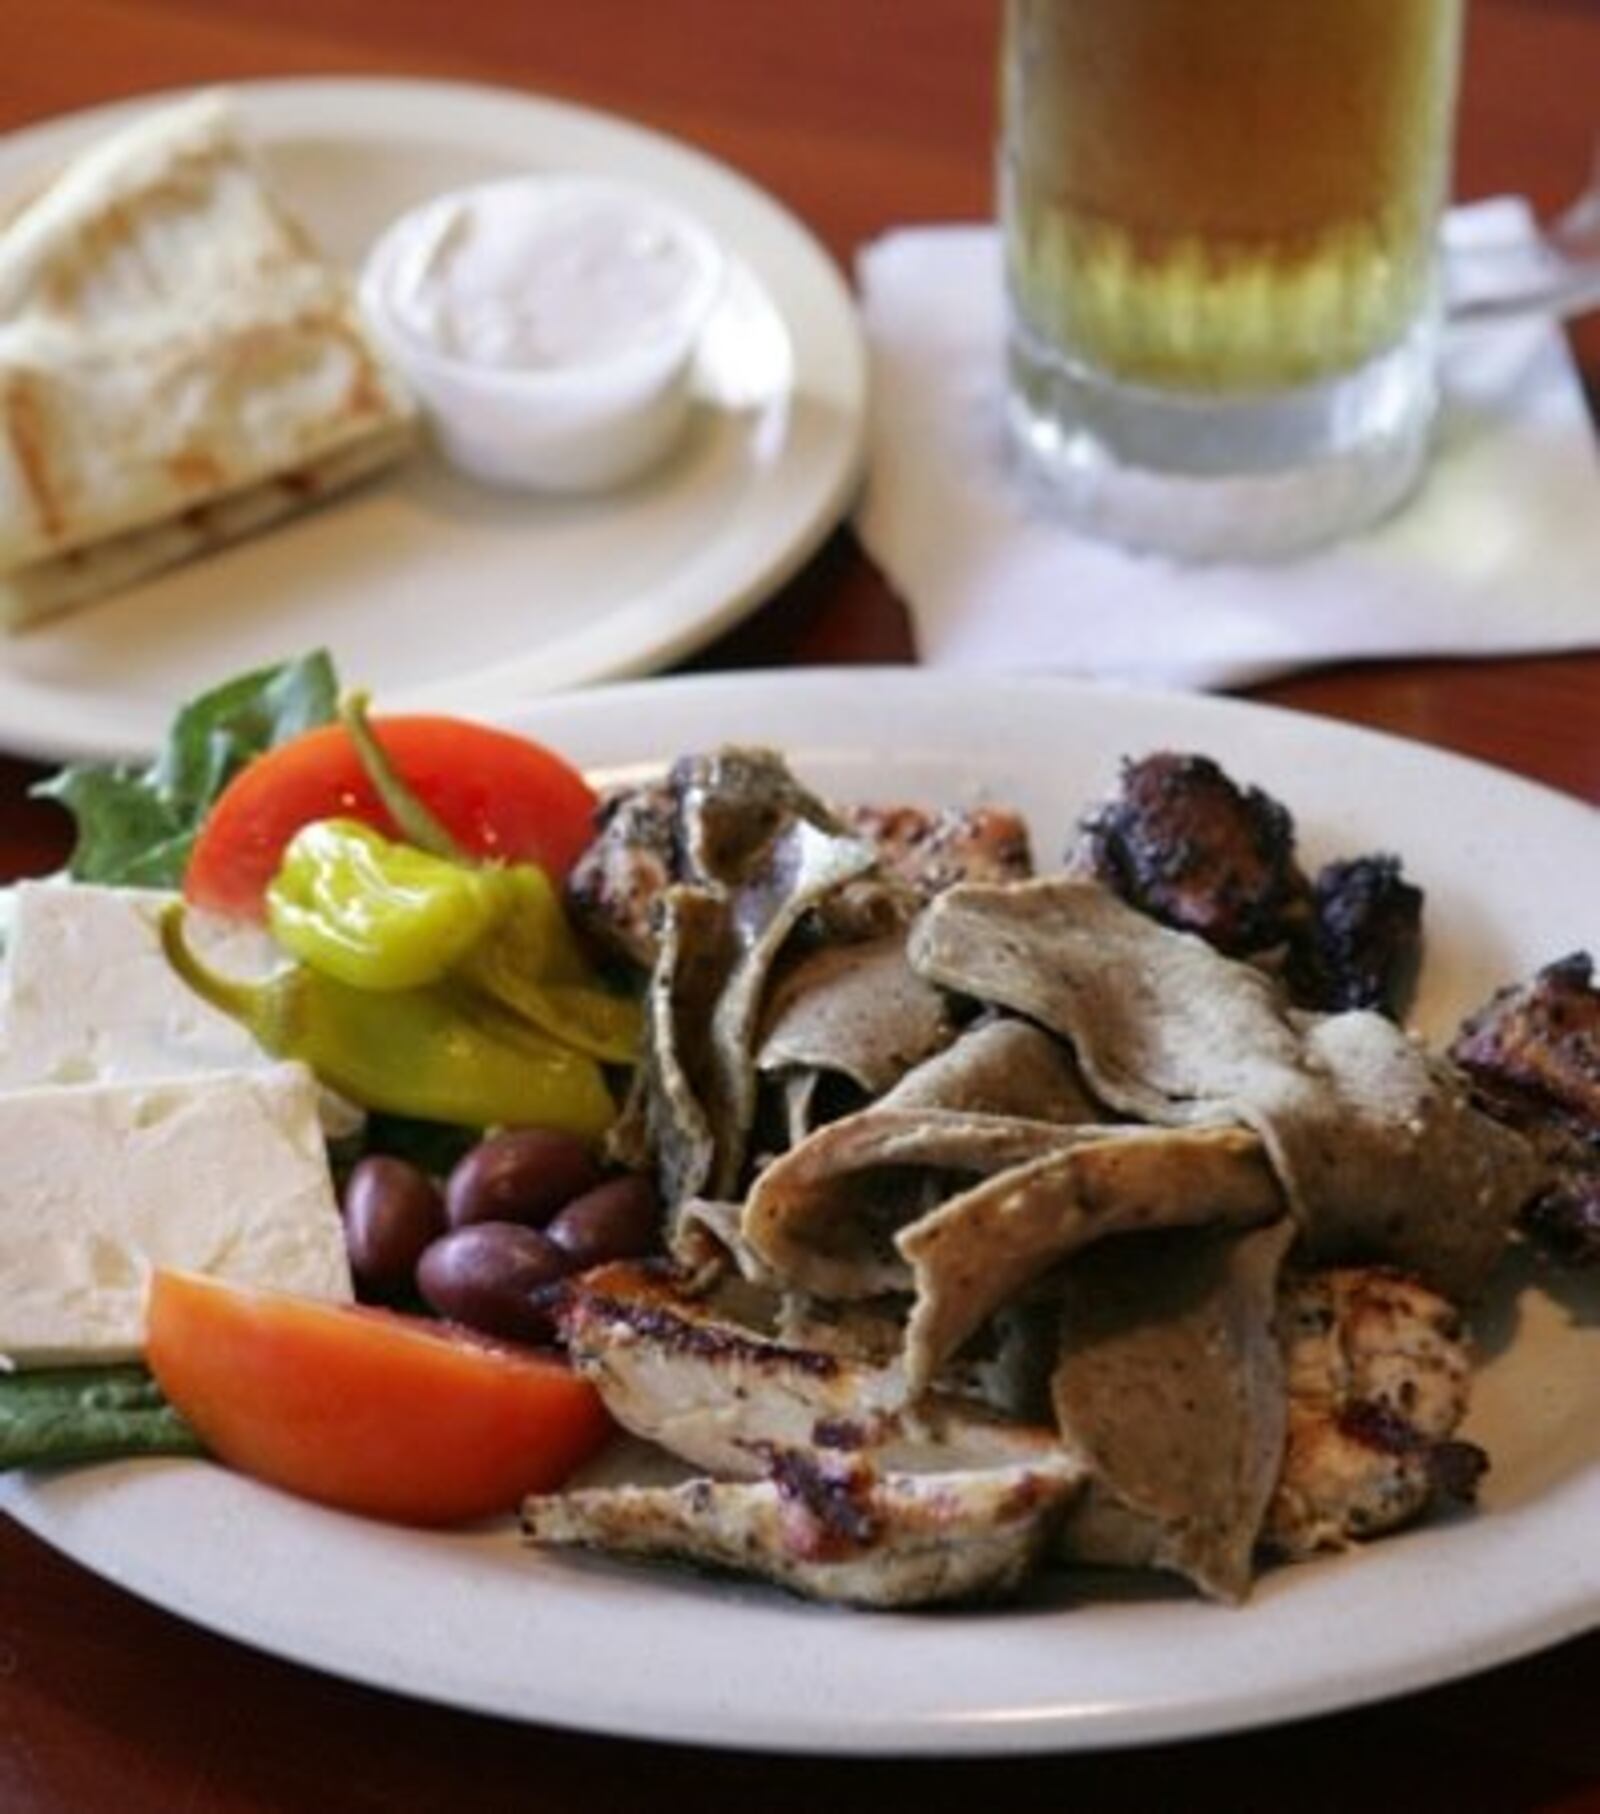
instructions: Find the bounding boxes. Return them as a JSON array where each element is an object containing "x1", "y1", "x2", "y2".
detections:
[{"x1": 1444, "y1": 146, "x2": 1600, "y2": 324}]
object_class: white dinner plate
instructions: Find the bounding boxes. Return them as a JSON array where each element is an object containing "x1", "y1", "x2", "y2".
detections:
[
  {"x1": 4, "y1": 672, "x2": 1598, "y2": 1754},
  {"x1": 0, "y1": 80, "x2": 866, "y2": 763}
]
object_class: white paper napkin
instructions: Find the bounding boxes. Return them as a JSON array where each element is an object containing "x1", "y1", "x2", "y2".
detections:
[{"x1": 855, "y1": 201, "x2": 1600, "y2": 690}]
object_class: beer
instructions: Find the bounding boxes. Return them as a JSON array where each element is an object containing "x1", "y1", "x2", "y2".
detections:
[{"x1": 1001, "y1": 0, "x2": 1464, "y2": 397}]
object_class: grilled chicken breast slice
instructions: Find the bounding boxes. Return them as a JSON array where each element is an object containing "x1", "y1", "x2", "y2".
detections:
[
  {"x1": 524, "y1": 1449, "x2": 1080, "y2": 1608},
  {"x1": 557, "y1": 1262, "x2": 1062, "y2": 1477},
  {"x1": 1263, "y1": 1267, "x2": 1484, "y2": 1557}
]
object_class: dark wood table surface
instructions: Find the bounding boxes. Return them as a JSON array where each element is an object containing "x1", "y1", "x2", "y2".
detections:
[{"x1": 1, "y1": 3, "x2": 1598, "y2": 1808}]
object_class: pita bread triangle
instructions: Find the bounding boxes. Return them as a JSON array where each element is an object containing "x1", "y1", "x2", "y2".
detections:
[{"x1": 0, "y1": 90, "x2": 416, "y2": 627}]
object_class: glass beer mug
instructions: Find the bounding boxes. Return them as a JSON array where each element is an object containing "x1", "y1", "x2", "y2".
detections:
[{"x1": 1000, "y1": 0, "x2": 1596, "y2": 560}]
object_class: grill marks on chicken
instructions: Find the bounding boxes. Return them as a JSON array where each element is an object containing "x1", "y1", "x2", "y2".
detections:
[
  {"x1": 555, "y1": 1262, "x2": 1064, "y2": 1479},
  {"x1": 1076, "y1": 752, "x2": 1423, "y2": 1019},
  {"x1": 523, "y1": 1451, "x2": 1080, "y2": 1608},
  {"x1": 1452, "y1": 953, "x2": 1600, "y2": 1265},
  {"x1": 1264, "y1": 1268, "x2": 1484, "y2": 1556}
]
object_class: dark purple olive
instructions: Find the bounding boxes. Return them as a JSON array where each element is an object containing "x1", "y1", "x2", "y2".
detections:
[
  {"x1": 445, "y1": 1130, "x2": 604, "y2": 1232},
  {"x1": 342, "y1": 1156, "x2": 446, "y2": 1295},
  {"x1": 416, "y1": 1222, "x2": 572, "y2": 1341},
  {"x1": 546, "y1": 1174, "x2": 660, "y2": 1272}
]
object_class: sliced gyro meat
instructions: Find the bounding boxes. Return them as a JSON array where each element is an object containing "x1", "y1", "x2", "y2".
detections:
[
  {"x1": 635, "y1": 887, "x2": 735, "y2": 1227},
  {"x1": 756, "y1": 932, "x2": 956, "y2": 1099},
  {"x1": 897, "y1": 1126, "x2": 1283, "y2": 1396},
  {"x1": 523, "y1": 1449, "x2": 1081, "y2": 1609},
  {"x1": 744, "y1": 1109, "x2": 1096, "y2": 1300},
  {"x1": 910, "y1": 879, "x2": 1537, "y2": 1299},
  {"x1": 1052, "y1": 1219, "x2": 1296, "y2": 1603}
]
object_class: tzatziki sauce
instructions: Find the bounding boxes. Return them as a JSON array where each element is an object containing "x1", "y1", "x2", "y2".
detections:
[{"x1": 379, "y1": 180, "x2": 717, "y2": 374}]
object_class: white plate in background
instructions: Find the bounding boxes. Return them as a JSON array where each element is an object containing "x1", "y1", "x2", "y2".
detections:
[
  {"x1": 4, "y1": 672, "x2": 1596, "y2": 1755},
  {"x1": 0, "y1": 79, "x2": 866, "y2": 762}
]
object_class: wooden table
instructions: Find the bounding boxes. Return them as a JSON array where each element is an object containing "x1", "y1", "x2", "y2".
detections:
[{"x1": 1, "y1": 3, "x2": 1597, "y2": 1807}]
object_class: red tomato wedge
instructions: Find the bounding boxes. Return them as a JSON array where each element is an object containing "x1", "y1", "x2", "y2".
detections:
[
  {"x1": 184, "y1": 715, "x2": 598, "y2": 920},
  {"x1": 146, "y1": 1271, "x2": 612, "y2": 1526}
]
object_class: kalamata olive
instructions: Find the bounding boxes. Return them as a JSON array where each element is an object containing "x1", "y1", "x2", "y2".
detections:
[
  {"x1": 342, "y1": 1157, "x2": 446, "y2": 1295},
  {"x1": 445, "y1": 1130, "x2": 603, "y2": 1231},
  {"x1": 416, "y1": 1222, "x2": 572, "y2": 1342},
  {"x1": 546, "y1": 1174, "x2": 660, "y2": 1272}
]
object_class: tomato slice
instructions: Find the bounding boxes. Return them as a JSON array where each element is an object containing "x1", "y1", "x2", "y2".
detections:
[
  {"x1": 146, "y1": 1271, "x2": 612, "y2": 1526},
  {"x1": 184, "y1": 716, "x2": 598, "y2": 920}
]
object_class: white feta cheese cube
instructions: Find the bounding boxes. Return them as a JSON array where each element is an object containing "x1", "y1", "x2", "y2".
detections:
[
  {"x1": 0, "y1": 1064, "x2": 352, "y2": 1366},
  {"x1": 0, "y1": 882, "x2": 359, "y2": 1134}
]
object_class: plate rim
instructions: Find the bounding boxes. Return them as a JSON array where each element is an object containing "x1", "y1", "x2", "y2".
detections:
[
  {"x1": 0, "y1": 75, "x2": 868, "y2": 765},
  {"x1": 4, "y1": 668, "x2": 1598, "y2": 1755}
]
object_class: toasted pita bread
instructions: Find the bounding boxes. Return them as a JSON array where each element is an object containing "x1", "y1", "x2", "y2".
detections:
[{"x1": 0, "y1": 91, "x2": 415, "y2": 625}]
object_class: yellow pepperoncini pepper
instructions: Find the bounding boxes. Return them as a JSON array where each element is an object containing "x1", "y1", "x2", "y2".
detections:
[
  {"x1": 160, "y1": 906, "x2": 617, "y2": 1138},
  {"x1": 264, "y1": 819, "x2": 639, "y2": 1066},
  {"x1": 266, "y1": 819, "x2": 509, "y2": 992}
]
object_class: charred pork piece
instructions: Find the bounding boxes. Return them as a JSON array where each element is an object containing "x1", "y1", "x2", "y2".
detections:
[
  {"x1": 1451, "y1": 953, "x2": 1600, "y2": 1264},
  {"x1": 1287, "y1": 855, "x2": 1424, "y2": 1019},
  {"x1": 1076, "y1": 752, "x2": 1307, "y2": 958},
  {"x1": 524, "y1": 1449, "x2": 1080, "y2": 1608},
  {"x1": 1264, "y1": 1267, "x2": 1484, "y2": 1557},
  {"x1": 556, "y1": 1261, "x2": 1063, "y2": 1476}
]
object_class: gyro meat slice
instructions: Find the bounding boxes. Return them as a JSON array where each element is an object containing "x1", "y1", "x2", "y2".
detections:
[
  {"x1": 897, "y1": 1125, "x2": 1283, "y2": 1397},
  {"x1": 1051, "y1": 1220, "x2": 1295, "y2": 1604},
  {"x1": 756, "y1": 932, "x2": 956, "y2": 1101},
  {"x1": 524, "y1": 1449, "x2": 1081, "y2": 1609},
  {"x1": 910, "y1": 878, "x2": 1537, "y2": 1299},
  {"x1": 557, "y1": 1262, "x2": 1063, "y2": 1478},
  {"x1": 1263, "y1": 1268, "x2": 1485, "y2": 1557}
]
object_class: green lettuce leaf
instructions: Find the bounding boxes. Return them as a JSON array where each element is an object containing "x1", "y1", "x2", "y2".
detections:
[{"x1": 34, "y1": 651, "x2": 340, "y2": 888}]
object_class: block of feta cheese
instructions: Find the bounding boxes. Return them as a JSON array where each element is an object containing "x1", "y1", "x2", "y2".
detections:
[
  {"x1": 0, "y1": 1064, "x2": 352, "y2": 1365},
  {"x1": 0, "y1": 881, "x2": 358, "y2": 1133}
]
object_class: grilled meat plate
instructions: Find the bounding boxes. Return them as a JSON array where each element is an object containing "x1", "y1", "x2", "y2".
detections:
[{"x1": 524, "y1": 1449, "x2": 1081, "y2": 1608}]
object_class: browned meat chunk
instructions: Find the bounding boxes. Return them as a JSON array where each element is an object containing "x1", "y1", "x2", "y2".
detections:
[
  {"x1": 1077, "y1": 752, "x2": 1305, "y2": 957},
  {"x1": 837, "y1": 803, "x2": 1032, "y2": 900},
  {"x1": 566, "y1": 749, "x2": 1035, "y2": 974},
  {"x1": 1287, "y1": 854, "x2": 1424, "y2": 1017},
  {"x1": 1453, "y1": 953, "x2": 1600, "y2": 1133},
  {"x1": 566, "y1": 780, "x2": 678, "y2": 969},
  {"x1": 1451, "y1": 953, "x2": 1600, "y2": 1264}
]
